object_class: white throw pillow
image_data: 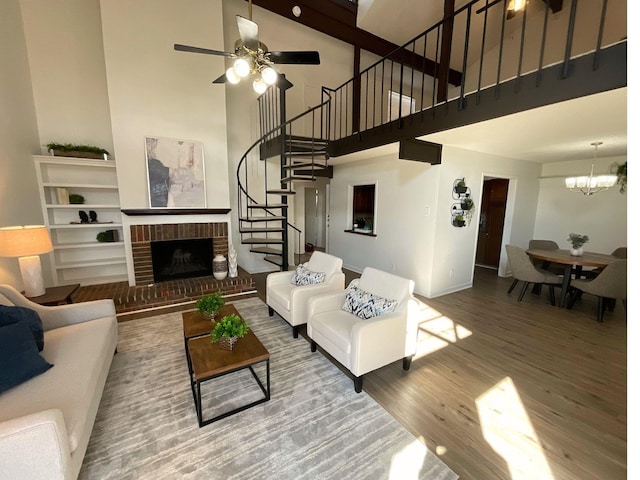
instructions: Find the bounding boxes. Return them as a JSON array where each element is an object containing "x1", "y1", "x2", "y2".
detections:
[
  {"x1": 341, "y1": 281, "x2": 398, "y2": 319},
  {"x1": 291, "y1": 265, "x2": 326, "y2": 286}
]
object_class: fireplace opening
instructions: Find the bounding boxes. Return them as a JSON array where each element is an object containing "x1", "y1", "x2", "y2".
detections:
[{"x1": 150, "y1": 238, "x2": 213, "y2": 282}]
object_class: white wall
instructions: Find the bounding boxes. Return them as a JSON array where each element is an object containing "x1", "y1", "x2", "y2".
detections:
[
  {"x1": 19, "y1": 0, "x2": 114, "y2": 154},
  {"x1": 222, "y1": 0, "x2": 354, "y2": 273},
  {"x1": 329, "y1": 146, "x2": 542, "y2": 298},
  {"x1": 533, "y1": 155, "x2": 627, "y2": 253},
  {"x1": 0, "y1": 0, "x2": 45, "y2": 289},
  {"x1": 100, "y1": 0, "x2": 230, "y2": 210}
]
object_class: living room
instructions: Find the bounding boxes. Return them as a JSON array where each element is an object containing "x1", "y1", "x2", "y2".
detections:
[{"x1": 0, "y1": 0, "x2": 630, "y2": 479}]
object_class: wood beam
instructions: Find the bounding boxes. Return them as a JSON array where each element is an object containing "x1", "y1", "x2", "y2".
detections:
[{"x1": 249, "y1": 0, "x2": 462, "y2": 86}]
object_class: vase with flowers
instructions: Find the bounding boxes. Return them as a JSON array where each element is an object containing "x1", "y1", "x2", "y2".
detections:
[{"x1": 567, "y1": 233, "x2": 589, "y2": 256}]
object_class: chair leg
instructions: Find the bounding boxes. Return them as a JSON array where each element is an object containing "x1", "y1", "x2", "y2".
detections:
[
  {"x1": 403, "y1": 356, "x2": 413, "y2": 371},
  {"x1": 517, "y1": 282, "x2": 530, "y2": 302},
  {"x1": 597, "y1": 297, "x2": 605, "y2": 323},
  {"x1": 548, "y1": 284, "x2": 556, "y2": 306},
  {"x1": 268, "y1": 306, "x2": 274, "y2": 316},
  {"x1": 310, "y1": 341, "x2": 317, "y2": 352},
  {"x1": 606, "y1": 298, "x2": 616, "y2": 312},
  {"x1": 566, "y1": 288, "x2": 579, "y2": 310},
  {"x1": 507, "y1": 279, "x2": 519, "y2": 294},
  {"x1": 354, "y1": 376, "x2": 363, "y2": 393},
  {"x1": 292, "y1": 325, "x2": 299, "y2": 339}
]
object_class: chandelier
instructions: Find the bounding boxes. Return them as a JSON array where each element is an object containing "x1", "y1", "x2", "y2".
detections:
[
  {"x1": 564, "y1": 142, "x2": 617, "y2": 195},
  {"x1": 224, "y1": 40, "x2": 278, "y2": 94}
]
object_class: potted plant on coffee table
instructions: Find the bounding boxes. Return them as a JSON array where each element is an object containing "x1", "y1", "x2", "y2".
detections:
[
  {"x1": 211, "y1": 313, "x2": 250, "y2": 351},
  {"x1": 196, "y1": 290, "x2": 225, "y2": 319},
  {"x1": 567, "y1": 233, "x2": 589, "y2": 256}
]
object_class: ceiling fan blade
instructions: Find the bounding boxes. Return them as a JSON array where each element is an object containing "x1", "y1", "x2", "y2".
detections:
[
  {"x1": 212, "y1": 73, "x2": 227, "y2": 84},
  {"x1": 237, "y1": 16, "x2": 259, "y2": 50},
  {"x1": 174, "y1": 43, "x2": 235, "y2": 57},
  {"x1": 268, "y1": 51, "x2": 321, "y2": 65}
]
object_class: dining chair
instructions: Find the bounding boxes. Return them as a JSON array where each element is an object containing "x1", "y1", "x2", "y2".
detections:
[
  {"x1": 583, "y1": 246, "x2": 627, "y2": 279},
  {"x1": 528, "y1": 239, "x2": 560, "y2": 250},
  {"x1": 567, "y1": 259, "x2": 627, "y2": 322},
  {"x1": 506, "y1": 245, "x2": 563, "y2": 305}
]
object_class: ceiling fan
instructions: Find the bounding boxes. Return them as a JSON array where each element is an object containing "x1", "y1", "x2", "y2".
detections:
[{"x1": 174, "y1": 0, "x2": 320, "y2": 93}]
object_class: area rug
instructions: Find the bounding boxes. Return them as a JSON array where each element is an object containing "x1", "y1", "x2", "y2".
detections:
[{"x1": 79, "y1": 297, "x2": 458, "y2": 480}]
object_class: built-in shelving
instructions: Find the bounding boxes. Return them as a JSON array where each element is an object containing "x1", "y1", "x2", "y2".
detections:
[{"x1": 34, "y1": 155, "x2": 127, "y2": 286}]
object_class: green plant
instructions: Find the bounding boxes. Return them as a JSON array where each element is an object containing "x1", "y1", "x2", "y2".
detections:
[
  {"x1": 196, "y1": 291, "x2": 225, "y2": 316},
  {"x1": 211, "y1": 313, "x2": 249, "y2": 342},
  {"x1": 567, "y1": 233, "x2": 589, "y2": 248},
  {"x1": 46, "y1": 142, "x2": 110, "y2": 156},
  {"x1": 615, "y1": 161, "x2": 627, "y2": 193},
  {"x1": 456, "y1": 179, "x2": 466, "y2": 188},
  {"x1": 462, "y1": 197, "x2": 474, "y2": 211},
  {"x1": 69, "y1": 193, "x2": 85, "y2": 204}
]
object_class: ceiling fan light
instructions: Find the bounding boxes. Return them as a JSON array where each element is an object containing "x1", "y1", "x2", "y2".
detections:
[
  {"x1": 225, "y1": 67, "x2": 241, "y2": 84},
  {"x1": 234, "y1": 58, "x2": 251, "y2": 77},
  {"x1": 508, "y1": 0, "x2": 526, "y2": 12},
  {"x1": 261, "y1": 67, "x2": 278, "y2": 85},
  {"x1": 596, "y1": 175, "x2": 617, "y2": 188},
  {"x1": 253, "y1": 78, "x2": 267, "y2": 94},
  {"x1": 565, "y1": 177, "x2": 577, "y2": 189}
]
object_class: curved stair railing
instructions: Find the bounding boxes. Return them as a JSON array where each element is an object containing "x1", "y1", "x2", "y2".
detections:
[{"x1": 236, "y1": 89, "x2": 331, "y2": 271}]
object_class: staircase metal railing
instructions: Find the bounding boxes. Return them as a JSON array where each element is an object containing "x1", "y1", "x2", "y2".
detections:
[
  {"x1": 322, "y1": 0, "x2": 621, "y2": 141},
  {"x1": 237, "y1": 89, "x2": 331, "y2": 269}
]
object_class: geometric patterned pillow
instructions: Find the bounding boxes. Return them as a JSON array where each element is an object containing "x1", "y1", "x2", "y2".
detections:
[
  {"x1": 341, "y1": 281, "x2": 398, "y2": 319},
  {"x1": 291, "y1": 264, "x2": 326, "y2": 286}
]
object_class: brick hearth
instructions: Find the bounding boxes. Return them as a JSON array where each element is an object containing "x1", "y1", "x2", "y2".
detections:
[{"x1": 72, "y1": 268, "x2": 255, "y2": 315}]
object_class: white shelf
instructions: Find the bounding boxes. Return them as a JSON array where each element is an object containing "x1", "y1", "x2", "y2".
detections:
[
  {"x1": 42, "y1": 183, "x2": 118, "y2": 189},
  {"x1": 55, "y1": 258, "x2": 127, "y2": 270},
  {"x1": 35, "y1": 155, "x2": 126, "y2": 287},
  {"x1": 45, "y1": 204, "x2": 121, "y2": 209},
  {"x1": 54, "y1": 241, "x2": 125, "y2": 250},
  {"x1": 49, "y1": 223, "x2": 123, "y2": 229}
]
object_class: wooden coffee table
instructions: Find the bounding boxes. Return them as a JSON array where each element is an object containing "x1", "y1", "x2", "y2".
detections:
[{"x1": 186, "y1": 310, "x2": 270, "y2": 427}]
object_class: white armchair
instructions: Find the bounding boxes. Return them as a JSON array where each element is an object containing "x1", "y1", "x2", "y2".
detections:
[
  {"x1": 266, "y1": 251, "x2": 345, "y2": 338},
  {"x1": 307, "y1": 267, "x2": 419, "y2": 393}
]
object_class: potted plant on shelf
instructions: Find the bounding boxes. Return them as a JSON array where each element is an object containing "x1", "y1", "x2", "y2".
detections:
[
  {"x1": 196, "y1": 290, "x2": 225, "y2": 319},
  {"x1": 567, "y1": 233, "x2": 589, "y2": 256},
  {"x1": 453, "y1": 214, "x2": 466, "y2": 227},
  {"x1": 461, "y1": 197, "x2": 474, "y2": 211},
  {"x1": 211, "y1": 313, "x2": 250, "y2": 351},
  {"x1": 454, "y1": 179, "x2": 467, "y2": 194},
  {"x1": 46, "y1": 142, "x2": 110, "y2": 160}
]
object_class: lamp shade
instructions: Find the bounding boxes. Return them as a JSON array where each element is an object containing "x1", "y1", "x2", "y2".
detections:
[{"x1": 0, "y1": 225, "x2": 53, "y2": 258}]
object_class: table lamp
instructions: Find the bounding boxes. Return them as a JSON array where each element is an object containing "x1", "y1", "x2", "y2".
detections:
[{"x1": 0, "y1": 225, "x2": 53, "y2": 297}]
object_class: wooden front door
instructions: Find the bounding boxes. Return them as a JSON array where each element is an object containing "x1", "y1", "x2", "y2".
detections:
[{"x1": 475, "y1": 178, "x2": 509, "y2": 268}]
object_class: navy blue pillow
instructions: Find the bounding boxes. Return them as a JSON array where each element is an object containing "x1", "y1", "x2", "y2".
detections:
[
  {"x1": 0, "y1": 305, "x2": 44, "y2": 351},
  {"x1": 0, "y1": 322, "x2": 53, "y2": 394}
]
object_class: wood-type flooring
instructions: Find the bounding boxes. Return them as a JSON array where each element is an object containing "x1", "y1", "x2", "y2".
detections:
[{"x1": 253, "y1": 266, "x2": 627, "y2": 480}]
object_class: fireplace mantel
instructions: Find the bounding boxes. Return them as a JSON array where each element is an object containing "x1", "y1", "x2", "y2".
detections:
[{"x1": 122, "y1": 208, "x2": 230, "y2": 216}]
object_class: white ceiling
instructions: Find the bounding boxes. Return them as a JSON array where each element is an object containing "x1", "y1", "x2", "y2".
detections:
[{"x1": 419, "y1": 87, "x2": 628, "y2": 163}]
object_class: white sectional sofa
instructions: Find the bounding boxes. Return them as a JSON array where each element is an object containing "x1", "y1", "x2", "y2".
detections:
[{"x1": 0, "y1": 284, "x2": 118, "y2": 480}]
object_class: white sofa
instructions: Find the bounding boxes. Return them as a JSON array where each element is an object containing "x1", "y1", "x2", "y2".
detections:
[
  {"x1": 307, "y1": 267, "x2": 420, "y2": 393},
  {"x1": 0, "y1": 284, "x2": 118, "y2": 480},
  {"x1": 266, "y1": 251, "x2": 345, "y2": 338}
]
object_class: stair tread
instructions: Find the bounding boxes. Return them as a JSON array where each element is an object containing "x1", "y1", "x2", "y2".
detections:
[
  {"x1": 281, "y1": 175, "x2": 316, "y2": 183},
  {"x1": 266, "y1": 189, "x2": 296, "y2": 195},
  {"x1": 283, "y1": 162, "x2": 328, "y2": 169},
  {"x1": 242, "y1": 237, "x2": 285, "y2": 244},
  {"x1": 240, "y1": 216, "x2": 286, "y2": 222},
  {"x1": 250, "y1": 246, "x2": 282, "y2": 255},
  {"x1": 264, "y1": 255, "x2": 283, "y2": 266},
  {"x1": 247, "y1": 203, "x2": 288, "y2": 208},
  {"x1": 240, "y1": 227, "x2": 285, "y2": 233}
]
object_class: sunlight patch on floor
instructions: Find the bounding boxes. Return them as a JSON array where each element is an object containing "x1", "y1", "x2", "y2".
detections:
[
  {"x1": 388, "y1": 437, "x2": 427, "y2": 480},
  {"x1": 476, "y1": 377, "x2": 555, "y2": 480},
  {"x1": 413, "y1": 303, "x2": 473, "y2": 360}
]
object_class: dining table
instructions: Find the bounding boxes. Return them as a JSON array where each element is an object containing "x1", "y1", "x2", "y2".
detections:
[{"x1": 526, "y1": 249, "x2": 617, "y2": 307}]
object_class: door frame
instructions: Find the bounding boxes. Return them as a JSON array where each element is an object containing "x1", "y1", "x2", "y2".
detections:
[{"x1": 475, "y1": 173, "x2": 517, "y2": 279}]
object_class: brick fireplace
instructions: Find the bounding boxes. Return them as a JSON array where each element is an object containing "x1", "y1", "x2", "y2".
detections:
[{"x1": 130, "y1": 222, "x2": 229, "y2": 285}]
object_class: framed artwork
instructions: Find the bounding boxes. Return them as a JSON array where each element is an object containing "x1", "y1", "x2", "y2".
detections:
[{"x1": 145, "y1": 136, "x2": 206, "y2": 208}]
